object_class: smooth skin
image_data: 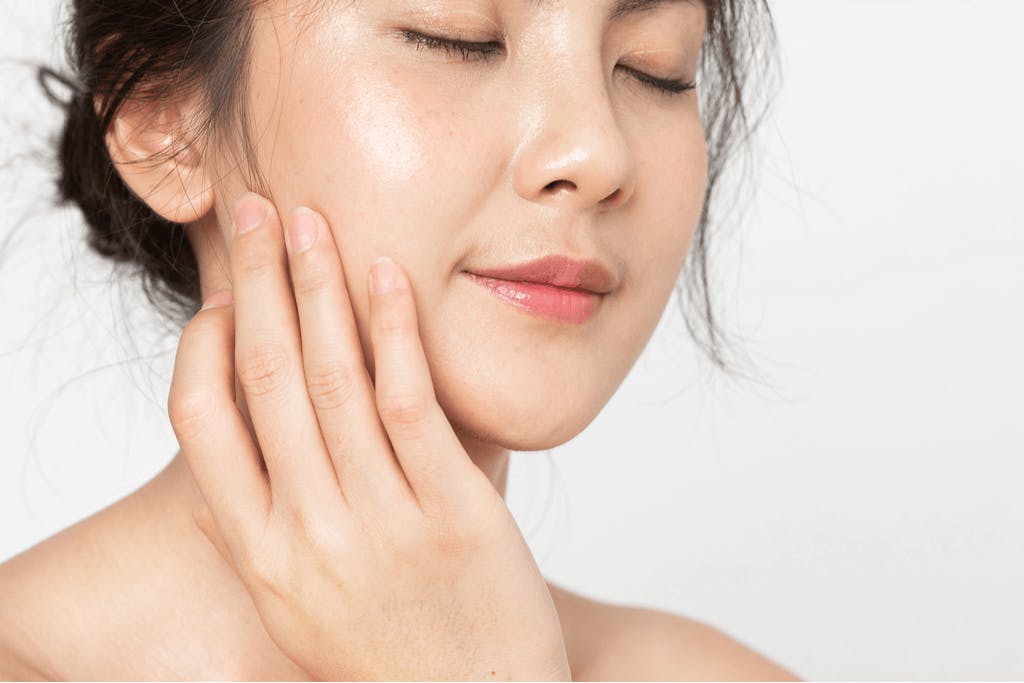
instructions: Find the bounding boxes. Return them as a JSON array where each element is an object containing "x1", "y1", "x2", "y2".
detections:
[
  {"x1": 174, "y1": 193, "x2": 571, "y2": 680},
  {"x1": 0, "y1": 0, "x2": 802, "y2": 679}
]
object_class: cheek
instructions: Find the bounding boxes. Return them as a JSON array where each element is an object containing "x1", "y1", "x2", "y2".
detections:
[
  {"x1": 620, "y1": 122, "x2": 708, "y2": 301},
  {"x1": 589, "y1": 125, "x2": 708, "y2": 401},
  {"x1": 266, "y1": 63, "x2": 492, "y2": 242},
  {"x1": 270, "y1": 70, "x2": 429, "y2": 215},
  {"x1": 246, "y1": 56, "x2": 500, "y2": 380},
  {"x1": 326, "y1": 73, "x2": 429, "y2": 188}
]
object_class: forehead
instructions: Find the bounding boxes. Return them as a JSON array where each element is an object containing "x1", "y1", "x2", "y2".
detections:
[
  {"x1": 522, "y1": 0, "x2": 706, "y2": 20},
  {"x1": 315, "y1": 0, "x2": 707, "y2": 22},
  {"x1": 291, "y1": 0, "x2": 708, "y2": 37}
]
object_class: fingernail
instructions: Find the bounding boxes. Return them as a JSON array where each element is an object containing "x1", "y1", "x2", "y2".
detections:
[
  {"x1": 235, "y1": 193, "x2": 268, "y2": 235},
  {"x1": 286, "y1": 208, "x2": 318, "y2": 254},
  {"x1": 200, "y1": 290, "x2": 234, "y2": 311},
  {"x1": 370, "y1": 256, "x2": 403, "y2": 295}
]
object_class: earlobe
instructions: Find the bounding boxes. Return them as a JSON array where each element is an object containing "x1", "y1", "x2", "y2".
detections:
[{"x1": 103, "y1": 96, "x2": 216, "y2": 224}]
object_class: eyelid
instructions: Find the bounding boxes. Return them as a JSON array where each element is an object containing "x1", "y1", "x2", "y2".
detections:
[
  {"x1": 401, "y1": 29, "x2": 694, "y2": 97},
  {"x1": 630, "y1": 46, "x2": 687, "y2": 61},
  {"x1": 402, "y1": 8, "x2": 501, "y2": 35},
  {"x1": 623, "y1": 47, "x2": 691, "y2": 80}
]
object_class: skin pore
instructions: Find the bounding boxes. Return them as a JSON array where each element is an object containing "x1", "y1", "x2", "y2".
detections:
[{"x1": 0, "y1": 1, "x2": 807, "y2": 680}]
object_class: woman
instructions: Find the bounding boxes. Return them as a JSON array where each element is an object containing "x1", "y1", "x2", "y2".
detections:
[{"x1": 0, "y1": 0, "x2": 798, "y2": 679}]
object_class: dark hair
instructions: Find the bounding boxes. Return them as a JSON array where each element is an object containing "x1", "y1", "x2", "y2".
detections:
[{"x1": 42, "y1": 0, "x2": 777, "y2": 376}]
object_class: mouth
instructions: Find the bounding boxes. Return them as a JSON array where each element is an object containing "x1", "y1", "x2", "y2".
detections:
[
  {"x1": 463, "y1": 254, "x2": 615, "y2": 325},
  {"x1": 462, "y1": 272, "x2": 605, "y2": 325},
  {"x1": 468, "y1": 254, "x2": 617, "y2": 295}
]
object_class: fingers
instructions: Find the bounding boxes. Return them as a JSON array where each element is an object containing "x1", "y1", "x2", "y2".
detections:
[
  {"x1": 168, "y1": 292, "x2": 270, "y2": 560},
  {"x1": 283, "y1": 207, "x2": 415, "y2": 508},
  {"x1": 230, "y1": 192, "x2": 478, "y2": 519},
  {"x1": 367, "y1": 257, "x2": 480, "y2": 511},
  {"x1": 229, "y1": 193, "x2": 342, "y2": 509}
]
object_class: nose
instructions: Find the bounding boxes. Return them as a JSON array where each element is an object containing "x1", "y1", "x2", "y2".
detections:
[{"x1": 511, "y1": 65, "x2": 637, "y2": 213}]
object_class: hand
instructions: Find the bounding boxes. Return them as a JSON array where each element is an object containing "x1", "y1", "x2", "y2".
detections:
[{"x1": 167, "y1": 193, "x2": 572, "y2": 681}]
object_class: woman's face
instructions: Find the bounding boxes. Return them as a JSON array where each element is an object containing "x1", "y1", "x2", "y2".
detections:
[{"x1": 207, "y1": 0, "x2": 708, "y2": 451}]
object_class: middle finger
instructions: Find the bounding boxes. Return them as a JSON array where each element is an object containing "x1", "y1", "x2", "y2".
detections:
[{"x1": 230, "y1": 192, "x2": 341, "y2": 510}]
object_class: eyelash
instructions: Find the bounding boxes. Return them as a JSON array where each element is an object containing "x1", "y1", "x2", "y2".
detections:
[{"x1": 400, "y1": 30, "x2": 696, "y2": 98}]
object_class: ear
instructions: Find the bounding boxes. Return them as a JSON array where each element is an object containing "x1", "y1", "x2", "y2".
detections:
[{"x1": 103, "y1": 96, "x2": 216, "y2": 224}]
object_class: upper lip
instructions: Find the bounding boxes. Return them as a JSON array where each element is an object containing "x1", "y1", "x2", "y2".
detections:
[{"x1": 467, "y1": 254, "x2": 617, "y2": 294}]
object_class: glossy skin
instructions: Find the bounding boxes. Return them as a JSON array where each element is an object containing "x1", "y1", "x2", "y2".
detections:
[
  {"x1": 0, "y1": 0, "x2": 802, "y2": 679},
  {"x1": 197, "y1": 0, "x2": 709, "y2": 463}
]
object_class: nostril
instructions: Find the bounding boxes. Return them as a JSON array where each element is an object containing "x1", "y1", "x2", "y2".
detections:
[
  {"x1": 602, "y1": 187, "x2": 624, "y2": 206},
  {"x1": 544, "y1": 179, "x2": 576, "y2": 194}
]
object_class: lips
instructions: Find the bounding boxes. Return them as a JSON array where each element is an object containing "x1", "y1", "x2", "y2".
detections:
[
  {"x1": 466, "y1": 254, "x2": 617, "y2": 294},
  {"x1": 464, "y1": 254, "x2": 616, "y2": 324}
]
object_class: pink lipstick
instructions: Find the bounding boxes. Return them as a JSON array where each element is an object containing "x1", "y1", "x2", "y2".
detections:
[{"x1": 464, "y1": 255, "x2": 615, "y2": 325}]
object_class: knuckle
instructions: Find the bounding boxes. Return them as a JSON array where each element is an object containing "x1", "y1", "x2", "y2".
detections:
[
  {"x1": 240, "y1": 552, "x2": 274, "y2": 591},
  {"x1": 304, "y1": 360, "x2": 360, "y2": 411},
  {"x1": 173, "y1": 313, "x2": 218, "y2": 367},
  {"x1": 167, "y1": 387, "x2": 218, "y2": 441},
  {"x1": 236, "y1": 342, "x2": 293, "y2": 398},
  {"x1": 291, "y1": 261, "x2": 332, "y2": 298},
  {"x1": 373, "y1": 301, "x2": 409, "y2": 337},
  {"x1": 358, "y1": 509, "x2": 402, "y2": 555},
  {"x1": 184, "y1": 306, "x2": 226, "y2": 334},
  {"x1": 191, "y1": 503, "x2": 215, "y2": 534},
  {"x1": 297, "y1": 510, "x2": 347, "y2": 560},
  {"x1": 234, "y1": 241, "x2": 278, "y2": 281},
  {"x1": 377, "y1": 392, "x2": 428, "y2": 429},
  {"x1": 239, "y1": 540, "x2": 289, "y2": 594}
]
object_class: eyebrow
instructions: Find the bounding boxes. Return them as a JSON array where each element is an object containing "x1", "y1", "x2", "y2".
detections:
[{"x1": 521, "y1": 0, "x2": 700, "y2": 22}]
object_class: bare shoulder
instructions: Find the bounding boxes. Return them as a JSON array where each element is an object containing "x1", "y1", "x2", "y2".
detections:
[
  {"x1": 0, "y1": 552, "x2": 56, "y2": 681},
  {"x1": 593, "y1": 606, "x2": 802, "y2": 681},
  {"x1": 0, "y1": 491, "x2": 150, "y2": 682},
  {"x1": 0, "y1": 641, "x2": 48, "y2": 682},
  {"x1": 548, "y1": 583, "x2": 801, "y2": 682}
]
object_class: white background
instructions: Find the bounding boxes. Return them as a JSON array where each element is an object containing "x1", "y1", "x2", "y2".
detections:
[{"x1": 2, "y1": 1, "x2": 1022, "y2": 680}]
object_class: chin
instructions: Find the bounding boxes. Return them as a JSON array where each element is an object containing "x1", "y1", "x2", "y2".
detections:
[
  {"x1": 433, "y1": 372, "x2": 602, "y2": 453},
  {"x1": 455, "y1": 415, "x2": 590, "y2": 453}
]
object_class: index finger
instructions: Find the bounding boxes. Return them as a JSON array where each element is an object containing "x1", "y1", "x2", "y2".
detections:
[{"x1": 168, "y1": 293, "x2": 271, "y2": 558}]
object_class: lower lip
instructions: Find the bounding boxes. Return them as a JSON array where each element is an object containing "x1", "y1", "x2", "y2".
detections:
[{"x1": 464, "y1": 272, "x2": 601, "y2": 325}]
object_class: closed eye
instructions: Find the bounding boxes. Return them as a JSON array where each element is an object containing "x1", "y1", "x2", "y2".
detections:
[
  {"x1": 400, "y1": 30, "x2": 696, "y2": 98},
  {"x1": 619, "y1": 66, "x2": 696, "y2": 96},
  {"x1": 400, "y1": 30, "x2": 502, "y2": 63}
]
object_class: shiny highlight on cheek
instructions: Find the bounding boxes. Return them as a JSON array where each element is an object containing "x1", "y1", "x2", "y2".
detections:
[{"x1": 341, "y1": 73, "x2": 428, "y2": 186}]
